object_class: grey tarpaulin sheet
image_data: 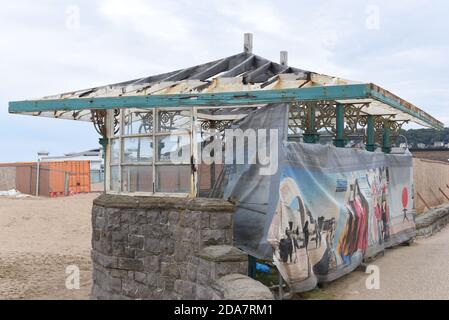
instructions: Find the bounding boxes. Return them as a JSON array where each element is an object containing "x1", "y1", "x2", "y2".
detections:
[{"x1": 217, "y1": 104, "x2": 416, "y2": 292}]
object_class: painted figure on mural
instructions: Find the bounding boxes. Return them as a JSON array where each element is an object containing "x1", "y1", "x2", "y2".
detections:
[
  {"x1": 367, "y1": 167, "x2": 390, "y2": 245},
  {"x1": 337, "y1": 179, "x2": 369, "y2": 264}
]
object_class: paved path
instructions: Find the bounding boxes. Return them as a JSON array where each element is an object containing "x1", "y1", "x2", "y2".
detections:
[{"x1": 319, "y1": 225, "x2": 449, "y2": 299}]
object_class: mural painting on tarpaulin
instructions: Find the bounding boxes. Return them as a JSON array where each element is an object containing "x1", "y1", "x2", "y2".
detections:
[{"x1": 266, "y1": 144, "x2": 415, "y2": 292}]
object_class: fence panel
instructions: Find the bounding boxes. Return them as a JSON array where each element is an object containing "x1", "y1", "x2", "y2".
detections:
[{"x1": 413, "y1": 158, "x2": 449, "y2": 214}]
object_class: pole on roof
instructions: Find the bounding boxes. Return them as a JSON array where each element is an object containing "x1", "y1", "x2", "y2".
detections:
[
  {"x1": 244, "y1": 33, "x2": 253, "y2": 54},
  {"x1": 366, "y1": 115, "x2": 376, "y2": 152},
  {"x1": 334, "y1": 103, "x2": 346, "y2": 148},
  {"x1": 280, "y1": 51, "x2": 288, "y2": 67}
]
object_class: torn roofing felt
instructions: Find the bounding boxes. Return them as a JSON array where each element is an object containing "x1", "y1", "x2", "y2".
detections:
[{"x1": 8, "y1": 51, "x2": 443, "y2": 129}]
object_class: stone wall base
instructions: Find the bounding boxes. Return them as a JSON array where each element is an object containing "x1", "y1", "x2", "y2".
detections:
[
  {"x1": 91, "y1": 194, "x2": 273, "y2": 300},
  {"x1": 416, "y1": 203, "x2": 449, "y2": 238}
]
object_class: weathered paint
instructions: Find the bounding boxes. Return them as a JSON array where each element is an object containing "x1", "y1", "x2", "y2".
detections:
[
  {"x1": 9, "y1": 84, "x2": 370, "y2": 112},
  {"x1": 8, "y1": 83, "x2": 443, "y2": 129}
]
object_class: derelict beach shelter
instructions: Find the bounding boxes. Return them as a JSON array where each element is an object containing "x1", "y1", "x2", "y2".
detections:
[
  {"x1": 9, "y1": 34, "x2": 442, "y2": 198},
  {"x1": 8, "y1": 34, "x2": 444, "y2": 292}
]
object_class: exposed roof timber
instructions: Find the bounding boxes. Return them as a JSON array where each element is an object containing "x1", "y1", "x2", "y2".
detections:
[
  {"x1": 220, "y1": 55, "x2": 256, "y2": 78},
  {"x1": 37, "y1": 53, "x2": 311, "y2": 101},
  {"x1": 190, "y1": 53, "x2": 248, "y2": 81},
  {"x1": 9, "y1": 83, "x2": 443, "y2": 129},
  {"x1": 244, "y1": 61, "x2": 272, "y2": 83}
]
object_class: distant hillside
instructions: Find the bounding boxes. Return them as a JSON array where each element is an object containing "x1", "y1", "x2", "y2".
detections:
[{"x1": 400, "y1": 128, "x2": 449, "y2": 147}]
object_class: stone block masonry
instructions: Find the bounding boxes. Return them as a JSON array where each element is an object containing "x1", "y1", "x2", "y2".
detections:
[{"x1": 91, "y1": 194, "x2": 273, "y2": 300}]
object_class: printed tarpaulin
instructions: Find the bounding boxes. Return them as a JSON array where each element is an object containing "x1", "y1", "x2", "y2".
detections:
[
  {"x1": 267, "y1": 143, "x2": 415, "y2": 292},
  {"x1": 219, "y1": 105, "x2": 416, "y2": 292}
]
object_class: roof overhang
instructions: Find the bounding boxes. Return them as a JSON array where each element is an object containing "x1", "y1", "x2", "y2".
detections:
[{"x1": 9, "y1": 83, "x2": 443, "y2": 129}]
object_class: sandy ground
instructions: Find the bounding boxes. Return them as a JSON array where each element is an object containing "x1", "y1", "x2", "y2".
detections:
[
  {"x1": 0, "y1": 193, "x2": 98, "y2": 300},
  {"x1": 307, "y1": 224, "x2": 449, "y2": 300},
  {"x1": 1, "y1": 193, "x2": 449, "y2": 300}
]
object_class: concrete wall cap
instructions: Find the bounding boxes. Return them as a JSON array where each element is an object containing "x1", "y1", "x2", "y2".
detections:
[
  {"x1": 214, "y1": 274, "x2": 274, "y2": 300},
  {"x1": 93, "y1": 194, "x2": 234, "y2": 212},
  {"x1": 198, "y1": 245, "x2": 247, "y2": 262}
]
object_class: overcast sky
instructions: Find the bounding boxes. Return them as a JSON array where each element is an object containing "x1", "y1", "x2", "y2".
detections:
[{"x1": 1, "y1": 0, "x2": 448, "y2": 162}]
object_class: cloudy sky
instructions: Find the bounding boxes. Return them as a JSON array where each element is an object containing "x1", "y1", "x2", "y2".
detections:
[{"x1": 1, "y1": 0, "x2": 448, "y2": 162}]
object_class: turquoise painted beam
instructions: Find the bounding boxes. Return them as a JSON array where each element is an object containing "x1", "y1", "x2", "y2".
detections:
[
  {"x1": 9, "y1": 84, "x2": 370, "y2": 113},
  {"x1": 8, "y1": 82, "x2": 443, "y2": 129}
]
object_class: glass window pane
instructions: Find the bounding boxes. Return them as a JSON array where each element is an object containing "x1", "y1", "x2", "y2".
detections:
[
  {"x1": 110, "y1": 139, "x2": 120, "y2": 164},
  {"x1": 158, "y1": 110, "x2": 190, "y2": 132},
  {"x1": 123, "y1": 137, "x2": 153, "y2": 163},
  {"x1": 110, "y1": 166, "x2": 119, "y2": 191},
  {"x1": 157, "y1": 135, "x2": 190, "y2": 163},
  {"x1": 156, "y1": 165, "x2": 191, "y2": 193},
  {"x1": 124, "y1": 111, "x2": 153, "y2": 135},
  {"x1": 122, "y1": 166, "x2": 153, "y2": 193}
]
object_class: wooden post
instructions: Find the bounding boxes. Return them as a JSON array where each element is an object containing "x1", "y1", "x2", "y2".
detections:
[
  {"x1": 244, "y1": 33, "x2": 253, "y2": 54},
  {"x1": 417, "y1": 192, "x2": 431, "y2": 210},
  {"x1": 439, "y1": 187, "x2": 449, "y2": 201},
  {"x1": 280, "y1": 51, "x2": 288, "y2": 67}
]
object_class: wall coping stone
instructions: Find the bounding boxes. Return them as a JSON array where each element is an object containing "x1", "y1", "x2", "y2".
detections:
[
  {"x1": 415, "y1": 203, "x2": 449, "y2": 238},
  {"x1": 416, "y1": 203, "x2": 449, "y2": 228},
  {"x1": 93, "y1": 194, "x2": 234, "y2": 212},
  {"x1": 198, "y1": 245, "x2": 247, "y2": 263},
  {"x1": 213, "y1": 274, "x2": 274, "y2": 300}
]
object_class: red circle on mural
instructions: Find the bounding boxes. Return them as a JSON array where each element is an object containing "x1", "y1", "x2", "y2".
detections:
[{"x1": 402, "y1": 187, "x2": 408, "y2": 208}]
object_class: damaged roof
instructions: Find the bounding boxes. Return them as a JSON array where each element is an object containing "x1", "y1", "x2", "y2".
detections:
[{"x1": 8, "y1": 35, "x2": 443, "y2": 129}]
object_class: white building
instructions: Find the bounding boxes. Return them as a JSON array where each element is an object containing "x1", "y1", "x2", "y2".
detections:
[{"x1": 417, "y1": 143, "x2": 426, "y2": 149}]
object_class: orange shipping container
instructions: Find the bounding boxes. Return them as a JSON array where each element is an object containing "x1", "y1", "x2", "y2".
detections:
[
  {"x1": 0, "y1": 160, "x2": 91, "y2": 197},
  {"x1": 45, "y1": 160, "x2": 91, "y2": 195}
]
